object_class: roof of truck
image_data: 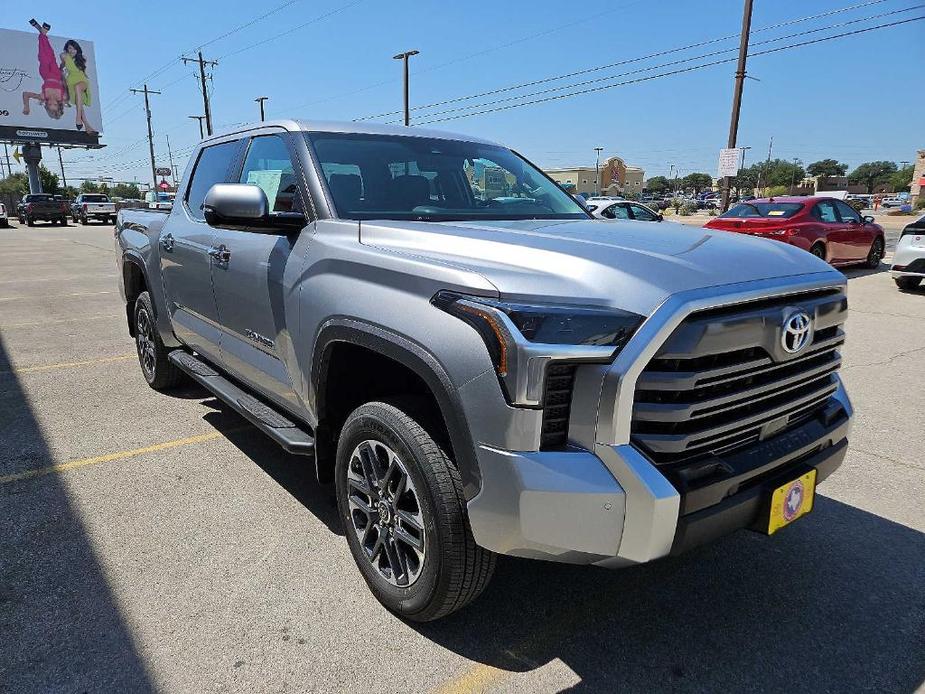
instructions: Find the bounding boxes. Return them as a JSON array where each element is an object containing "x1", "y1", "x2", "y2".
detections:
[{"x1": 204, "y1": 119, "x2": 501, "y2": 147}]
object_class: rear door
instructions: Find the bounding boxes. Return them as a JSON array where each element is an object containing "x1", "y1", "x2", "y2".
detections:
[
  {"x1": 159, "y1": 139, "x2": 241, "y2": 361},
  {"x1": 834, "y1": 199, "x2": 874, "y2": 261},
  {"x1": 810, "y1": 200, "x2": 847, "y2": 261},
  {"x1": 210, "y1": 132, "x2": 310, "y2": 411}
]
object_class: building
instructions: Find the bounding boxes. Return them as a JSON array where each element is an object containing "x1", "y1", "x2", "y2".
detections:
[
  {"x1": 912, "y1": 149, "x2": 925, "y2": 203},
  {"x1": 544, "y1": 155, "x2": 645, "y2": 196}
]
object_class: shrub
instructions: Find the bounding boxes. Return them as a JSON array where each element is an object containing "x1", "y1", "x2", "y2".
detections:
[
  {"x1": 847, "y1": 199, "x2": 866, "y2": 213},
  {"x1": 680, "y1": 200, "x2": 698, "y2": 216},
  {"x1": 915, "y1": 196, "x2": 925, "y2": 210}
]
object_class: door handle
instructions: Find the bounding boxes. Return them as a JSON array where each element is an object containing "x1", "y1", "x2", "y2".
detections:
[
  {"x1": 208, "y1": 244, "x2": 231, "y2": 263},
  {"x1": 160, "y1": 233, "x2": 174, "y2": 251}
]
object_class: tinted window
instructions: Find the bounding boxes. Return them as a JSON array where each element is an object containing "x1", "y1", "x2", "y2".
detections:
[
  {"x1": 812, "y1": 201, "x2": 838, "y2": 223},
  {"x1": 185, "y1": 141, "x2": 239, "y2": 220},
  {"x1": 834, "y1": 200, "x2": 860, "y2": 223},
  {"x1": 603, "y1": 203, "x2": 630, "y2": 219},
  {"x1": 306, "y1": 132, "x2": 587, "y2": 222},
  {"x1": 239, "y1": 135, "x2": 304, "y2": 214},
  {"x1": 81, "y1": 195, "x2": 109, "y2": 202},
  {"x1": 25, "y1": 194, "x2": 54, "y2": 202},
  {"x1": 630, "y1": 204, "x2": 658, "y2": 221},
  {"x1": 720, "y1": 202, "x2": 803, "y2": 218}
]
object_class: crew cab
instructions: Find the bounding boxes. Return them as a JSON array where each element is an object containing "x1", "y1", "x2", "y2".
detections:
[
  {"x1": 116, "y1": 120, "x2": 854, "y2": 621},
  {"x1": 704, "y1": 196, "x2": 885, "y2": 267},
  {"x1": 17, "y1": 193, "x2": 69, "y2": 226},
  {"x1": 72, "y1": 194, "x2": 116, "y2": 224}
]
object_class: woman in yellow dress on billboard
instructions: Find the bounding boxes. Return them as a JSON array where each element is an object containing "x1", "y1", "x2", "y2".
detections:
[{"x1": 60, "y1": 38, "x2": 97, "y2": 135}]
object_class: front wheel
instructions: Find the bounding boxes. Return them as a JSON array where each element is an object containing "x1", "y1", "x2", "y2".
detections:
[
  {"x1": 895, "y1": 276, "x2": 922, "y2": 291},
  {"x1": 865, "y1": 238, "x2": 884, "y2": 268},
  {"x1": 80, "y1": 213, "x2": 88, "y2": 225},
  {"x1": 59, "y1": 217, "x2": 68, "y2": 227},
  {"x1": 133, "y1": 291, "x2": 183, "y2": 391},
  {"x1": 335, "y1": 401, "x2": 495, "y2": 622}
]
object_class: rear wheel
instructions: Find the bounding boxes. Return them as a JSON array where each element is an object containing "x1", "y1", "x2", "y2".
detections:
[
  {"x1": 865, "y1": 238, "x2": 884, "y2": 268},
  {"x1": 810, "y1": 243, "x2": 826, "y2": 261},
  {"x1": 80, "y1": 213, "x2": 88, "y2": 225},
  {"x1": 59, "y1": 217, "x2": 68, "y2": 226},
  {"x1": 133, "y1": 291, "x2": 183, "y2": 391},
  {"x1": 335, "y1": 401, "x2": 495, "y2": 622},
  {"x1": 26, "y1": 216, "x2": 34, "y2": 227},
  {"x1": 895, "y1": 276, "x2": 922, "y2": 291}
]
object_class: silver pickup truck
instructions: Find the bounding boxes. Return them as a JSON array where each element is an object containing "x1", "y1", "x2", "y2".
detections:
[{"x1": 116, "y1": 120, "x2": 853, "y2": 621}]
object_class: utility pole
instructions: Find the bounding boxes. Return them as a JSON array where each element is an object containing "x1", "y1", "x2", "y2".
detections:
[
  {"x1": 183, "y1": 52, "x2": 217, "y2": 135},
  {"x1": 166, "y1": 134, "x2": 177, "y2": 186},
  {"x1": 789, "y1": 157, "x2": 800, "y2": 194},
  {"x1": 188, "y1": 115, "x2": 206, "y2": 139},
  {"x1": 255, "y1": 96, "x2": 268, "y2": 122},
  {"x1": 594, "y1": 147, "x2": 604, "y2": 195},
  {"x1": 759, "y1": 136, "x2": 773, "y2": 195},
  {"x1": 3, "y1": 143, "x2": 12, "y2": 177},
  {"x1": 130, "y1": 84, "x2": 161, "y2": 191},
  {"x1": 392, "y1": 50, "x2": 419, "y2": 126},
  {"x1": 56, "y1": 146, "x2": 68, "y2": 192},
  {"x1": 720, "y1": 0, "x2": 754, "y2": 212}
]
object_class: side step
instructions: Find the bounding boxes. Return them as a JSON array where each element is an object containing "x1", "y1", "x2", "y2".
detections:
[{"x1": 169, "y1": 350, "x2": 314, "y2": 456}]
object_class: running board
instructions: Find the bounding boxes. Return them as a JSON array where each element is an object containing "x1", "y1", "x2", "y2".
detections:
[{"x1": 169, "y1": 350, "x2": 315, "y2": 456}]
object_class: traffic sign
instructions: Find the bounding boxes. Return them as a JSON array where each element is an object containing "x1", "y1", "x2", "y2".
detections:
[{"x1": 155, "y1": 167, "x2": 172, "y2": 177}]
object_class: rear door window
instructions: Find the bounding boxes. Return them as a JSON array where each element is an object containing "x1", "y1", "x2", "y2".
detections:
[{"x1": 185, "y1": 141, "x2": 240, "y2": 221}]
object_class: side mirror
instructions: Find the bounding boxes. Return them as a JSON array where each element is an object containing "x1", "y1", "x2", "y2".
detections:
[
  {"x1": 203, "y1": 183, "x2": 304, "y2": 231},
  {"x1": 863, "y1": 215, "x2": 875, "y2": 224}
]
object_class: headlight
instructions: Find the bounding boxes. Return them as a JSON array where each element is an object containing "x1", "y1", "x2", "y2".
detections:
[{"x1": 432, "y1": 291, "x2": 644, "y2": 406}]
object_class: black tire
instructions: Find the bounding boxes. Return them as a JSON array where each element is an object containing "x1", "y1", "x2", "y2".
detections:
[
  {"x1": 59, "y1": 217, "x2": 68, "y2": 227},
  {"x1": 133, "y1": 291, "x2": 183, "y2": 391},
  {"x1": 335, "y1": 401, "x2": 495, "y2": 622},
  {"x1": 80, "y1": 214, "x2": 88, "y2": 225},
  {"x1": 865, "y1": 237, "x2": 884, "y2": 268},
  {"x1": 895, "y1": 276, "x2": 922, "y2": 291},
  {"x1": 810, "y1": 243, "x2": 826, "y2": 261},
  {"x1": 26, "y1": 216, "x2": 35, "y2": 227},
  {"x1": 0, "y1": 219, "x2": 8, "y2": 228}
]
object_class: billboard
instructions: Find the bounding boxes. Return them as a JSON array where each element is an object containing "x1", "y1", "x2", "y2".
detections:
[{"x1": 0, "y1": 24, "x2": 102, "y2": 146}]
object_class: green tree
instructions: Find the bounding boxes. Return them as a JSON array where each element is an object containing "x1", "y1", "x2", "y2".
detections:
[
  {"x1": 80, "y1": 180, "x2": 101, "y2": 193},
  {"x1": 63, "y1": 185, "x2": 80, "y2": 200},
  {"x1": 761, "y1": 159, "x2": 805, "y2": 189},
  {"x1": 38, "y1": 165, "x2": 60, "y2": 194},
  {"x1": 645, "y1": 176, "x2": 670, "y2": 194},
  {"x1": 0, "y1": 173, "x2": 29, "y2": 196},
  {"x1": 889, "y1": 165, "x2": 914, "y2": 193},
  {"x1": 848, "y1": 161, "x2": 898, "y2": 193},
  {"x1": 681, "y1": 172, "x2": 713, "y2": 193},
  {"x1": 111, "y1": 183, "x2": 142, "y2": 199},
  {"x1": 806, "y1": 159, "x2": 848, "y2": 177}
]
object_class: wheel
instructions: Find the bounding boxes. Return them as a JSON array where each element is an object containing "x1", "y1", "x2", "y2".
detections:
[
  {"x1": 895, "y1": 276, "x2": 922, "y2": 291},
  {"x1": 335, "y1": 401, "x2": 496, "y2": 622},
  {"x1": 80, "y1": 213, "x2": 88, "y2": 225},
  {"x1": 26, "y1": 216, "x2": 34, "y2": 227},
  {"x1": 0, "y1": 219, "x2": 8, "y2": 228},
  {"x1": 133, "y1": 291, "x2": 183, "y2": 391},
  {"x1": 810, "y1": 244, "x2": 826, "y2": 261},
  {"x1": 865, "y1": 238, "x2": 884, "y2": 268},
  {"x1": 60, "y1": 217, "x2": 68, "y2": 226}
]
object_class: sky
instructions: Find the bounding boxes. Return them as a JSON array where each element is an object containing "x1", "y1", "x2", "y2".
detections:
[{"x1": 9, "y1": 0, "x2": 925, "y2": 187}]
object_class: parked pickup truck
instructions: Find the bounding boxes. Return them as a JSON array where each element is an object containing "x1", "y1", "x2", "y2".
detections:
[
  {"x1": 17, "y1": 193, "x2": 69, "y2": 226},
  {"x1": 116, "y1": 120, "x2": 854, "y2": 621},
  {"x1": 72, "y1": 193, "x2": 116, "y2": 225}
]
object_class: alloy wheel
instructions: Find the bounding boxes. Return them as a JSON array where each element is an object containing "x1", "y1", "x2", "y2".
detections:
[
  {"x1": 346, "y1": 440, "x2": 426, "y2": 587},
  {"x1": 135, "y1": 307, "x2": 156, "y2": 380},
  {"x1": 868, "y1": 239, "x2": 883, "y2": 266}
]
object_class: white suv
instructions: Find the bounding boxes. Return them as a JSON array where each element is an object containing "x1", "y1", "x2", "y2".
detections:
[
  {"x1": 891, "y1": 213, "x2": 925, "y2": 290},
  {"x1": 0, "y1": 202, "x2": 8, "y2": 228}
]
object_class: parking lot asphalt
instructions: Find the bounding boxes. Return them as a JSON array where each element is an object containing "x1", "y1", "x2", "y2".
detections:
[{"x1": 1, "y1": 220, "x2": 923, "y2": 693}]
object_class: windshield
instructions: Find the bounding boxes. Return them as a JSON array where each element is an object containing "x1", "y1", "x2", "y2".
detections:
[
  {"x1": 720, "y1": 202, "x2": 804, "y2": 219},
  {"x1": 82, "y1": 195, "x2": 109, "y2": 202},
  {"x1": 305, "y1": 132, "x2": 589, "y2": 222}
]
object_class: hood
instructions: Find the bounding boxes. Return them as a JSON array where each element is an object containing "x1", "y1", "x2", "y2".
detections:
[{"x1": 360, "y1": 218, "x2": 841, "y2": 316}]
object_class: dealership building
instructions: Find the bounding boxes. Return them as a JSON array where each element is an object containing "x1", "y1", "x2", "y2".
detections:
[{"x1": 545, "y1": 156, "x2": 645, "y2": 196}]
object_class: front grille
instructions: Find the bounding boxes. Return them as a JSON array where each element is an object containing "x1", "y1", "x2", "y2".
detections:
[
  {"x1": 540, "y1": 363, "x2": 577, "y2": 449},
  {"x1": 632, "y1": 289, "x2": 847, "y2": 465}
]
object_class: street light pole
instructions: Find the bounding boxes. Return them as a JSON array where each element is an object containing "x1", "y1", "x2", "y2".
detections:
[
  {"x1": 790, "y1": 157, "x2": 800, "y2": 194},
  {"x1": 255, "y1": 96, "x2": 268, "y2": 122},
  {"x1": 594, "y1": 147, "x2": 604, "y2": 196},
  {"x1": 392, "y1": 50, "x2": 420, "y2": 126},
  {"x1": 720, "y1": 0, "x2": 754, "y2": 212},
  {"x1": 188, "y1": 115, "x2": 206, "y2": 139}
]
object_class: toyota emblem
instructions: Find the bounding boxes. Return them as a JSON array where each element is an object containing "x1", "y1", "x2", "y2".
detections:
[{"x1": 781, "y1": 310, "x2": 812, "y2": 354}]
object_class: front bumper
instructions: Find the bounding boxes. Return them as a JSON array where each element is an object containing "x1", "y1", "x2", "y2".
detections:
[{"x1": 467, "y1": 379, "x2": 852, "y2": 566}]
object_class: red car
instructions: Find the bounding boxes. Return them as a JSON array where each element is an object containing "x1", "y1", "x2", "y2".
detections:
[{"x1": 704, "y1": 196, "x2": 885, "y2": 268}]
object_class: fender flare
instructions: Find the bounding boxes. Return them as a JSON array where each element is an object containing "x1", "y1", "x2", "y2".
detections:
[
  {"x1": 311, "y1": 318, "x2": 482, "y2": 500},
  {"x1": 121, "y1": 252, "x2": 151, "y2": 335}
]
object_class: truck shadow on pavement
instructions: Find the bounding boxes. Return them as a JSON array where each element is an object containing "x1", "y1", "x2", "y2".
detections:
[
  {"x1": 0, "y1": 335, "x2": 155, "y2": 693},
  {"x1": 415, "y1": 497, "x2": 925, "y2": 692}
]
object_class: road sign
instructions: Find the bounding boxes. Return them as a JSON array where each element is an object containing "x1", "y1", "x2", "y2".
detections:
[
  {"x1": 12, "y1": 147, "x2": 22, "y2": 164},
  {"x1": 155, "y1": 167, "x2": 172, "y2": 177},
  {"x1": 718, "y1": 148, "x2": 741, "y2": 177}
]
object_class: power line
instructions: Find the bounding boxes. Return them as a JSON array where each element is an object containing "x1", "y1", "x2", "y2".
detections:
[
  {"x1": 387, "y1": 5, "x2": 923, "y2": 125},
  {"x1": 356, "y1": 0, "x2": 895, "y2": 122},
  {"x1": 412, "y1": 15, "x2": 925, "y2": 126}
]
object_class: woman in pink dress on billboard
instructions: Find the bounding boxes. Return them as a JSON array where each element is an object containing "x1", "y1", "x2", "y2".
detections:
[{"x1": 21, "y1": 20, "x2": 65, "y2": 120}]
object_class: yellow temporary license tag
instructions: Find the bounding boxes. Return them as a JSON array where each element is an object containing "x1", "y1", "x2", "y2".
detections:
[{"x1": 767, "y1": 470, "x2": 817, "y2": 534}]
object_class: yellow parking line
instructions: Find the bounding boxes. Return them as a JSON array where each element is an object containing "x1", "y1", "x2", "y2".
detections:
[
  {"x1": 1, "y1": 313, "x2": 119, "y2": 328},
  {"x1": 0, "y1": 430, "x2": 238, "y2": 485},
  {"x1": 434, "y1": 664, "x2": 507, "y2": 694},
  {"x1": 0, "y1": 353, "x2": 136, "y2": 376}
]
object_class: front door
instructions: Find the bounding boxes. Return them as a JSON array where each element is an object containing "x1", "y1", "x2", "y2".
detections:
[
  {"x1": 810, "y1": 199, "x2": 849, "y2": 262},
  {"x1": 834, "y1": 199, "x2": 874, "y2": 262},
  {"x1": 159, "y1": 139, "x2": 241, "y2": 361},
  {"x1": 210, "y1": 133, "x2": 310, "y2": 411}
]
